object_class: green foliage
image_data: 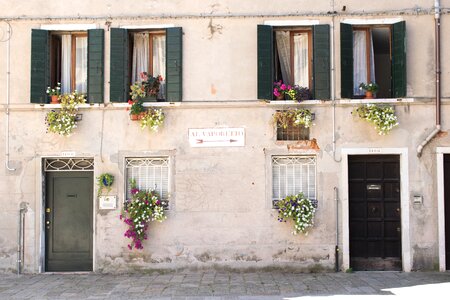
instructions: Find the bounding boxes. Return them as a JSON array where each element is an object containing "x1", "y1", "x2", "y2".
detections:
[
  {"x1": 129, "y1": 72, "x2": 162, "y2": 100},
  {"x1": 45, "y1": 91, "x2": 86, "y2": 136},
  {"x1": 97, "y1": 173, "x2": 114, "y2": 198},
  {"x1": 140, "y1": 108, "x2": 165, "y2": 131},
  {"x1": 273, "y1": 109, "x2": 313, "y2": 129},
  {"x1": 354, "y1": 104, "x2": 399, "y2": 135},
  {"x1": 359, "y1": 82, "x2": 379, "y2": 93},
  {"x1": 277, "y1": 192, "x2": 316, "y2": 235}
]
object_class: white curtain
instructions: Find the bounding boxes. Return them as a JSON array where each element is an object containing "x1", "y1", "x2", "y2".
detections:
[
  {"x1": 353, "y1": 30, "x2": 375, "y2": 95},
  {"x1": 275, "y1": 31, "x2": 291, "y2": 85},
  {"x1": 152, "y1": 35, "x2": 166, "y2": 99},
  {"x1": 75, "y1": 36, "x2": 87, "y2": 93},
  {"x1": 293, "y1": 33, "x2": 309, "y2": 88},
  {"x1": 132, "y1": 33, "x2": 149, "y2": 83},
  {"x1": 61, "y1": 35, "x2": 71, "y2": 94}
]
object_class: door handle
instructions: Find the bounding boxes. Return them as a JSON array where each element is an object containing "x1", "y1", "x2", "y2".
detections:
[{"x1": 46, "y1": 220, "x2": 51, "y2": 230}]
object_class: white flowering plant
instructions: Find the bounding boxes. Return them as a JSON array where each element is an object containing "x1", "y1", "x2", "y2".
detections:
[
  {"x1": 45, "y1": 91, "x2": 86, "y2": 136},
  {"x1": 273, "y1": 108, "x2": 314, "y2": 129},
  {"x1": 354, "y1": 103, "x2": 399, "y2": 135},
  {"x1": 139, "y1": 108, "x2": 165, "y2": 131},
  {"x1": 276, "y1": 192, "x2": 316, "y2": 235},
  {"x1": 120, "y1": 179, "x2": 167, "y2": 250}
]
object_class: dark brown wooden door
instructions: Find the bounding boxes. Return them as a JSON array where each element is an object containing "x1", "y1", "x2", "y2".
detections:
[
  {"x1": 444, "y1": 155, "x2": 450, "y2": 270},
  {"x1": 348, "y1": 155, "x2": 401, "y2": 271},
  {"x1": 45, "y1": 171, "x2": 93, "y2": 271}
]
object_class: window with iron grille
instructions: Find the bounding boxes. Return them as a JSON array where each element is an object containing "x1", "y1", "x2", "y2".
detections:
[
  {"x1": 276, "y1": 121, "x2": 310, "y2": 141},
  {"x1": 125, "y1": 157, "x2": 169, "y2": 206},
  {"x1": 272, "y1": 156, "x2": 316, "y2": 207}
]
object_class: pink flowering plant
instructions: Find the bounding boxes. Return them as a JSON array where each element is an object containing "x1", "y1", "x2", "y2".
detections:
[
  {"x1": 273, "y1": 80, "x2": 290, "y2": 99},
  {"x1": 120, "y1": 179, "x2": 167, "y2": 250}
]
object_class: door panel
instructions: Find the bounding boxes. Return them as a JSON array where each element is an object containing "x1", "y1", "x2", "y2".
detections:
[
  {"x1": 349, "y1": 155, "x2": 401, "y2": 271},
  {"x1": 444, "y1": 155, "x2": 450, "y2": 270},
  {"x1": 45, "y1": 171, "x2": 93, "y2": 272}
]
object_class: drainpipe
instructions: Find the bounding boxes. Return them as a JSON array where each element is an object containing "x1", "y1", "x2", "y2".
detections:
[
  {"x1": 17, "y1": 202, "x2": 28, "y2": 275},
  {"x1": 3, "y1": 21, "x2": 15, "y2": 171},
  {"x1": 417, "y1": 0, "x2": 441, "y2": 157},
  {"x1": 334, "y1": 187, "x2": 339, "y2": 272}
]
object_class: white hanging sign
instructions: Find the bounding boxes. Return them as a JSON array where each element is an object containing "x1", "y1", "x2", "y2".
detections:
[{"x1": 189, "y1": 128, "x2": 245, "y2": 147}]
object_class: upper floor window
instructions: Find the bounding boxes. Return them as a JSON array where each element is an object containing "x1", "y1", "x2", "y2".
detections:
[
  {"x1": 30, "y1": 28, "x2": 104, "y2": 104},
  {"x1": 131, "y1": 31, "x2": 166, "y2": 99},
  {"x1": 274, "y1": 28, "x2": 312, "y2": 89},
  {"x1": 50, "y1": 33, "x2": 88, "y2": 94},
  {"x1": 340, "y1": 21, "x2": 406, "y2": 99},
  {"x1": 110, "y1": 27, "x2": 182, "y2": 103},
  {"x1": 258, "y1": 24, "x2": 330, "y2": 101}
]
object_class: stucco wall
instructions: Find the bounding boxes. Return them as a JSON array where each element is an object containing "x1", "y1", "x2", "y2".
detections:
[{"x1": 1, "y1": 0, "x2": 450, "y2": 273}]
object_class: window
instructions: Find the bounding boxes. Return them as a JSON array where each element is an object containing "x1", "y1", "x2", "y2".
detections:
[
  {"x1": 30, "y1": 29, "x2": 104, "y2": 104},
  {"x1": 276, "y1": 122, "x2": 309, "y2": 141},
  {"x1": 110, "y1": 27, "x2": 182, "y2": 103},
  {"x1": 125, "y1": 157, "x2": 170, "y2": 207},
  {"x1": 272, "y1": 156, "x2": 316, "y2": 207},
  {"x1": 340, "y1": 21, "x2": 406, "y2": 98},
  {"x1": 258, "y1": 24, "x2": 330, "y2": 100},
  {"x1": 50, "y1": 33, "x2": 88, "y2": 94}
]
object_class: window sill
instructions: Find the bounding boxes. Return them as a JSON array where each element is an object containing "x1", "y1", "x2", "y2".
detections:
[{"x1": 268, "y1": 98, "x2": 414, "y2": 105}]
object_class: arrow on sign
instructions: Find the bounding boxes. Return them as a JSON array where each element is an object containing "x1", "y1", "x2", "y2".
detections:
[{"x1": 196, "y1": 139, "x2": 239, "y2": 144}]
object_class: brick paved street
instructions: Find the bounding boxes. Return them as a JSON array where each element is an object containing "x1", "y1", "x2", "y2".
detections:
[{"x1": 0, "y1": 271, "x2": 449, "y2": 299}]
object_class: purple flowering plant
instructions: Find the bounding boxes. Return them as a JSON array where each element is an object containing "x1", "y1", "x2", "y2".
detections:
[
  {"x1": 120, "y1": 179, "x2": 166, "y2": 250},
  {"x1": 276, "y1": 192, "x2": 316, "y2": 235}
]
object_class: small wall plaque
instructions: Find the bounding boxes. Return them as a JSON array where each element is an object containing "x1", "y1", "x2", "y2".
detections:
[{"x1": 99, "y1": 196, "x2": 117, "y2": 210}]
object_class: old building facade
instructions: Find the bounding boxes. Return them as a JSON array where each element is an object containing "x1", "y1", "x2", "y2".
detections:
[{"x1": 1, "y1": 0, "x2": 450, "y2": 273}]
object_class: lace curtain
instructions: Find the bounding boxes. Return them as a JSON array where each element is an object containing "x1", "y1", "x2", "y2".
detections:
[
  {"x1": 353, "y1": 30, "x2": 375, "y2": 95},
  {"x1": 293, "y1": 33, "x2": 309, "y2": 88},
  {"x1": 61, "y1": 35, "x2": 71, "y2": 94},
  {"x1": 132, "y1": 33, "x2": 149, "y2": 83},
  {"x1": 75, "y1": 36, "x2": 87, "y2": 93}
]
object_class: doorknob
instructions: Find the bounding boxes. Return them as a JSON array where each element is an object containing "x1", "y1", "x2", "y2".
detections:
[
  {"x1": 46, "y1": 221, "x2": 50, "y2": 225},
  {"x1": 46, "y1": 220, "x2": 51, "y2": 230}
]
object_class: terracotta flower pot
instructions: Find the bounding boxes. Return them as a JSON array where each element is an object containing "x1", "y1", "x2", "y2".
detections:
[
  {"x1": 50, "y1": 95, "x2": 59, "y2": 104},
  {"x1": 130, "y1": 112, "x2": 146, "y2": 120},
  {"x1": 365, "y1": 91, "x2": 374, "y2": 99},
  {"x1": 276, "y1": 94, "x2": 285, "y2": 100}
]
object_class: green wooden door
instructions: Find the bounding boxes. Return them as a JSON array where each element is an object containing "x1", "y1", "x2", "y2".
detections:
[{"x1": 45, "y1": 172, "x2": 93, "y2": 272}]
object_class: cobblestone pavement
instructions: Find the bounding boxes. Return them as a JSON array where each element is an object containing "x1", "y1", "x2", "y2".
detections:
[{"x1": 0, "y1": 271, "x2": 450, "y2": 299}]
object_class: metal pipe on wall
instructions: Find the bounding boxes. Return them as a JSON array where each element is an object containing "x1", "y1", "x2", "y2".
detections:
[
  {"x1": 17, "y1": 203, "x2": 28, "y2": 275},
  {"x1": 2, "y1": 20, "x2": 15, "y2": 171},
  {"x1": 417, "y1": 0, "x2": 441, "y2": 157}
]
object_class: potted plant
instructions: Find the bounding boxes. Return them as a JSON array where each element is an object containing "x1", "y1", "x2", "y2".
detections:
[
  {"x1": 97, "y1": 173, "x2": 114, "y2": 198},
  {"x1": 45, "y1": 91, "x2": 86, "y2": 136},
  {"x1": 273, "y1": 80, "x2": 289, "y2": 100},
  {"x1": 130, "y1": 72, "x2": 163, "y2": 102},
  {"x1": 46, "y1": 82, "x2": 61, "y2": 104},
  {"x1": 276, "y1": 192, "x2": 316, "y2": 235},
  {"x1": 353, "y1": 103, "x2": 399, "y2": 135},
  {"x1": 120, "y1": 179, "x2": 167, "y2": 250},
  {"x1": 127, "y1": 99, "x2": 145, "y2": 120},
  {"x1": 273, "y1": 108, "x2": 314, "y2": 129},
  {"x1": 359, "y1": 82, "x2": 379, "y2": 99},
  {"x1": 292, "y1": 86, "x2": 311, "y2": 101}
]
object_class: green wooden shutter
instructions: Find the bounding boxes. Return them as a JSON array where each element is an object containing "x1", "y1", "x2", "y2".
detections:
[
  {"x1": 166, "y1": 27, "x2": 183, "y2": 102},
  {"x1": 340, "y1": 23, "x2": 353, "y2": 99},
  {"x1": 257, "y1": 25, "x2": 273, "y2": 100},
  {"x1": 30, "y1": 29, "x2": 50, "y2": 103},
  {"x1": 392, "y1": 21, "x2": 406, "y2": 98},
  {"x1": 313, "y1": 24, "x2": 330, "y2": 100},
  {"x1": 87, "y1": 29, "x2": 104, "y2": 103},
  {"x1": 110, "y1": 28, "x2": 129, "y2": 102}
]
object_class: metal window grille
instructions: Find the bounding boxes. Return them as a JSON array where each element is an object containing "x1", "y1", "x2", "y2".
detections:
[
  {"x1": 44, "y1": 158, "x2": 94, "y2": 171},
  {"x1": 277, "y1": 123, "x2": 310, "y2": 141},
  {"x1": 125, "y1": 157, "x2": 169, "y2": 202},
  {"x1": 272, "y1": 156, "x2": 316, "y2": 205}
]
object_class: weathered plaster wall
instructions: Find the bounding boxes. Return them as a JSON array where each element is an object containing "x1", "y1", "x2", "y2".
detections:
[{"x1": 0, "y1": 0, "x2": 449, "y2": 273}]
